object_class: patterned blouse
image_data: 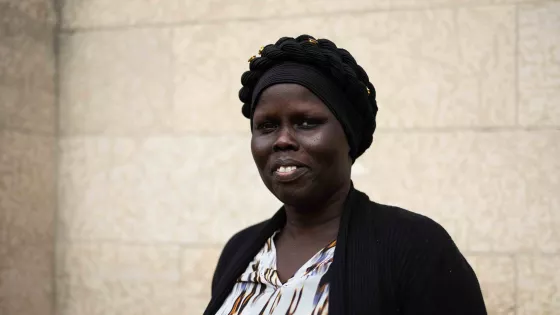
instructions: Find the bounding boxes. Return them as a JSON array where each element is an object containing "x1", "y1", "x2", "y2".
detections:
[{"x1": 215, "y1": 231, "x2": 336, "y2": 315}]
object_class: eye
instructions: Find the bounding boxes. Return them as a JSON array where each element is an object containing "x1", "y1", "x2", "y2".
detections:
[
  {"x1": 297, "y1": 118, "x2": 322, "y2": 129},
  {"x1": 255, "y1": 121, "x2": 277, "y2": 133}
]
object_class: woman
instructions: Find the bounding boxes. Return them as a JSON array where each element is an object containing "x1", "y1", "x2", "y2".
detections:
[{"x1": 203, "y1": 35, "x2": 487, "y2": 315}]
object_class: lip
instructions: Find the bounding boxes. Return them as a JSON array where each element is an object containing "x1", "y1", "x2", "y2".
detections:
[
  {"x1": 270, "y1": 158, "x2": 308, "y2": 175},
  {"x1": 270, "y1": 158, "x2": 309, "y2": 183},
  {"x1": 272, "y1": 167, "x2": 309, "y2": 183}
]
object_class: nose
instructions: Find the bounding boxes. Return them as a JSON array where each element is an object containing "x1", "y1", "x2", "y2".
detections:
[{"x1": 273, "y1": 126, "x2": 299, "y2": 152}]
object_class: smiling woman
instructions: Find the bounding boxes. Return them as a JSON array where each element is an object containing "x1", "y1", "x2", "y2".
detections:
[
  {"x1": 203, "y1": 35, "x2": 487, "y2": 315},
  {"x1": 251, "y1": 84, "x2": 351, "y2": 211}
]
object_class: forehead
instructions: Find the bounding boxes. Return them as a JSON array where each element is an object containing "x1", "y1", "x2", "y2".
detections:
[{"x1": 254, "y1": 83, "x2": 332, "y2": 117}]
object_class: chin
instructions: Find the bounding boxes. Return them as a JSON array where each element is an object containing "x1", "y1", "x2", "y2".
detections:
[{"x1": 268, "y1": 182, "x2": 318, "y2": 208}]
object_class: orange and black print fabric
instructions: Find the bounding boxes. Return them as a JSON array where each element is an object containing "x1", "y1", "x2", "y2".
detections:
[{"x1": 215, "y1": 231, "x2": 336, "y2": 315}]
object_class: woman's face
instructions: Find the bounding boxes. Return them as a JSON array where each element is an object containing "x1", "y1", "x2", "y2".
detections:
[{"x1": 251, "y1": 83, "x2": 352, "y2": 208}]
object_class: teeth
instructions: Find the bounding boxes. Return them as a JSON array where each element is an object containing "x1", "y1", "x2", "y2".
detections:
[{"x1": 277, "y1": 166, "x2": 297, "y2": 173}]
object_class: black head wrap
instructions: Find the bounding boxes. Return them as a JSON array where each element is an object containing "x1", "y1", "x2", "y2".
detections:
[{"x1": 239, "y1": 35, "x2": 378, "y2": 160}]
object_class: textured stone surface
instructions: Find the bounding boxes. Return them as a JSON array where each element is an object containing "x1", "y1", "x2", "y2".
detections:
[
  {"x1": 0, "y1": 131, "x2": 56, "y2": 247},
  {"x1": 58, "y1": 136, "x2": 280, "y2": 243},
  {"x1": 173, "y1": 7, "x2": 515, "y2": 132},
  {"x1": 352, "y1": 130, "x2": 560, "y2": 253},
  {"x1": 61, "y1": 0, "x2": 538, "y2": 29},
  {"x1": 57, "y1": 274, "x2": 212, "y2": 315},
  {"x1": 60, "y1": 0, "x2": 187, "y2": 29},
  {"x1": 0, "y1": 245, "x2": 53, "y2": 315},
  {"x1": 519, "y1": 2, "x2": 560, "y2": 126},
  {"x1": 59, "y1": 29, "x2": 173, "y2": 135},
  {"x1": 0, "y1": 0, "x2": 56, "y2": 23},
  {"x1": 0, "y1": 0, "x2": 57, "y2": 313},
  {"x1": 56, "y1": 242, "x2": 183, "y2": 315},
  {"x1": 0, "y1": 5, "x2": 56, "y2": 135},
  {"x1": 0, "y1": 133, "x2": 55, "y2": 315},
  {"x1": 0, "y1": 84, "x2": 56, "y2": 135},
  {"x1": 0, "y1": 10, "x2": 55, "y2": 92},
  {"x1": 57, "y1": 242, "x2": 181, "y2": 281},
  {"x1": 57, "y1": 279, "x2": 187, "y2": 315},
  {"x1": 467, "y1": 255, "x2": 515, "y2": 315},
  {"x1": 180, "y1": 247, "x2": 221, "y2": 298},
  {"x1": 337, "y1": 6, "x2": 516, "y2": 129},
  {"x1": 517, "y1": 255, "x2": 560, "y2": 315},
  {"x1": 0, "y1": 23, "x2": 56, "y2": 134}
]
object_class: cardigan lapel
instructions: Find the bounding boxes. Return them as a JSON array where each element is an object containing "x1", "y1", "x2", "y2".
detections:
[
  {"x1": 328, "y1": 186, "x2": 357, "y2": 315},
  {"x1": 329, "y1": 186, "x2": 376, "y2": 315},
  {"x1": 203, "y1": 209, "x2": 286, "y2": 315}
]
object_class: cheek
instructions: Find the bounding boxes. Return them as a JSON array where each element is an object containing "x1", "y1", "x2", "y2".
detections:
[
  {"x1": 305, "y1": 127, "x2": 350, "y2": 170},
  {"x1": 250, "y1": 137, "x2": 269, "y2": 168},
  {"x1": 304, "y1": 133, "x2": 348, "y2": 165}
]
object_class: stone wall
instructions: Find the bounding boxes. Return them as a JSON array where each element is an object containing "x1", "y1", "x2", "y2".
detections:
[
  {"x1": 56, "y1": 1, "x2": 560, "y2": 314},
  {"x1": 0, "y1": 1, "x2": 57, "y2": 314}
]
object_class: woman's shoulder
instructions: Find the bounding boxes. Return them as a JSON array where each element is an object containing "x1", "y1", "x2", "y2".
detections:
[
  {"x1": 355, "y1": 192, "x2": 456, "y2": 250},
  {"x1": 372, "y1": 202, "x2": 447, "y2": 232},
  {"x1": 362, "y1": 202, "x2": 486, "y2": 314},
  {"x1": 222, "y1": 220, "x2": 270, "y2": 250}
]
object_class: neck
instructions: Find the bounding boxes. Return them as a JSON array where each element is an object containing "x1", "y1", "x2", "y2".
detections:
[{"x1": 281, "y1": 180, "x2": 351, "y2": 240}]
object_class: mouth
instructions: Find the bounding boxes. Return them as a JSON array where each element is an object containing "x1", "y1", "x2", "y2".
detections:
[
  {"x1": 275, "y1": 165, "x2": 300, "y2": 175},
  {"x1": 272, "y1": 165, "x2": 309, "y2": 182}
]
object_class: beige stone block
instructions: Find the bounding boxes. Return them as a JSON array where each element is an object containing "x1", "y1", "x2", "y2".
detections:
[
  {"x1": 467, "y1": 255, "x2": 515, "y2": 315},
  {"x1": 519, "y1": 2, "x2": 560, "y2": 126},
  {"x1": 59, "y1": 29, "x2": 173, "y2": 135},
  {"x1": 0, "y1": 14, "x2": 55, "y2": 91},
  {"x1": 57, "y1": 242, "x2": 181, "y2": 282},
  {"x1": 0, "y1": 245, "x2": 53, "y2": 315},
  {"x1": 56, "y1": 241, "x2": 188, "y2": 314},
  {"x1": 58, "y1": 136, "x2": 280, "y2": 243},
  {"x1": 57, "y1": 278, "x2": 188, "y2": 315},
  {"x1": 180, "y1": 246, "x2": 221, "y2": 298},
  {"x1": 337, "y1": 6, "x2": 515, "y2": 129},
  {"x1": 60, "y1": 0, "x2": 189, "y2": 29},
  {"x1": 57, "y1": 242, "x2": 187, "y2": 315},
  {"x1": 0, "y1": 4, "x2": 56, "y2": 134},
  {"x1": 0, "y1": 84, "x2": 56, "y2": 135},
  {"x1": 0, "y1": 0, "x2": 56, "y2": 23},
  {"x1": 57, "y1": 137, "x2": 114, "y2": 240},
  {"x1": 173, "y1": 7, "x2": 514, "y2": 132},
  {"x1": 517, "y1": 255, "x2": 560, "y2": 315},
  {"x1": 60, "y1": 0, "x2": 536, "y2": 29},
  {"x1": 0, "y1": 131, "x2": 56, "y2": 247},
  {"x1": 352, "y1": 130, "x2": 560, "y2": 253}
]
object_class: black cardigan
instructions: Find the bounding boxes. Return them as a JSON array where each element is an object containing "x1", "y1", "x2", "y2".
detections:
[{"x1": 203, "y1": 187, "x2": 487, "y2": 315}]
